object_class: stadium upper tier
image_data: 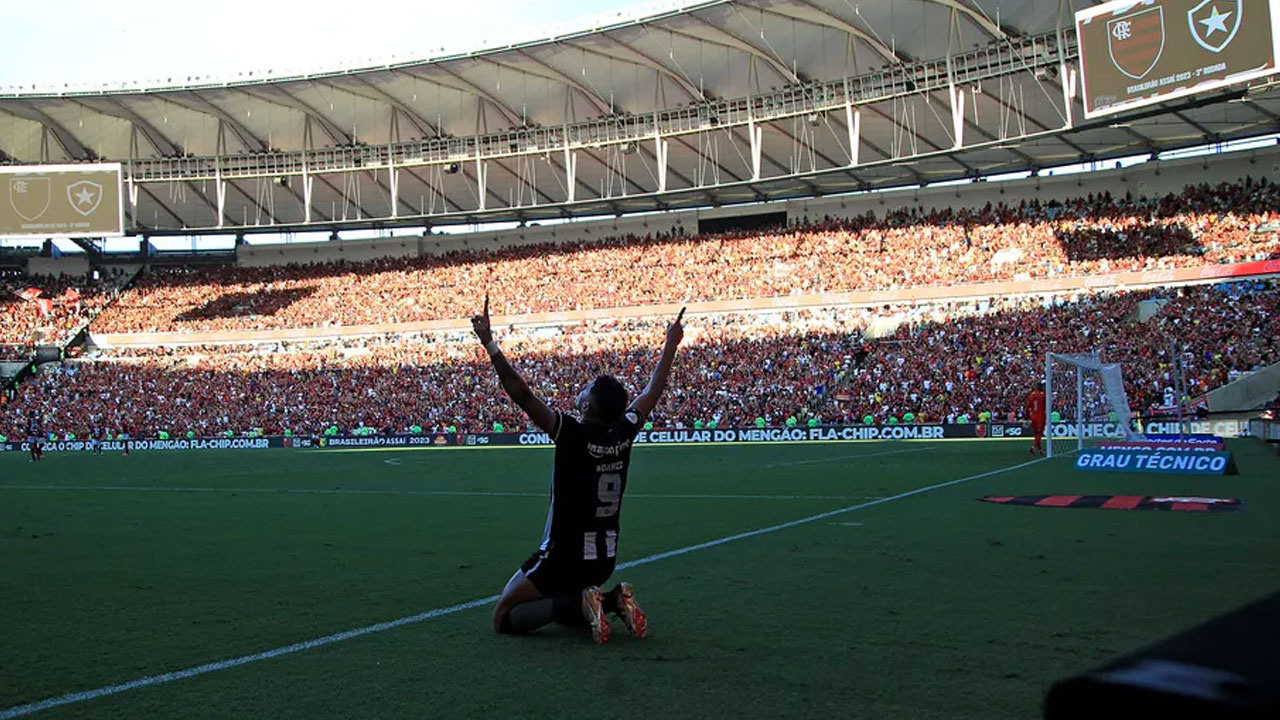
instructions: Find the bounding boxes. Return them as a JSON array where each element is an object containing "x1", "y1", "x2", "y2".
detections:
[
  {"x1": 5, "y1": 281, "x2": 1276, "y2": 439},
  {"x1": 3, "y1": 0, "x2": 1279, "y2": 231},
  {"x1": 79, "y1": 178, "x2": 1280, "y2": 336},
  {"x1": 0, "y1": 270, "x2": 127, "y2": 357}
]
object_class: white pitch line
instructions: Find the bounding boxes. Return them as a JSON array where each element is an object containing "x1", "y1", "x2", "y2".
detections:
[
  {"x1": 0, "y1": 456, "x2": 1045, "y2": 720},
  {"x1": 0, "y1": 485, "x2": 880, "y2": 501},
  {"x1": 764, "y1": 446, "x2": 925, "y2": 468}
]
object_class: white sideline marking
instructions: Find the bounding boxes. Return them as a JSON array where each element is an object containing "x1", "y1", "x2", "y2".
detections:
[
  {"x1": 383, "y1": 458, "x2": 402, "y2": 466},
  {"x1": 0, "y1": 457, "x2": 1045, "y2": 720},
  {"x1": 0, "y1": 486, "x2": 880, "y2": 502},
  {"x1": 764, "y1": 446, "x2": 924, "y2": 468}
]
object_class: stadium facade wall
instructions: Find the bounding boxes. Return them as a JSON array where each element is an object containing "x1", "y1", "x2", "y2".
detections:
[
  {"x1": 238, "y1": 237, "x2": 419, "y2": 268},
  {"x1": 226, "y1": 147, "x2": 1279, "y2": 269},
  {"x1": 419, "y1": 208, "x2": 690, "y2": 258},
  {"x1": 26, "y1": 256, "x2": 90, "y2": 278}
]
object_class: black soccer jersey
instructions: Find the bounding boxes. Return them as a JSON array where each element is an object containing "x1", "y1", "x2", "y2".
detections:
[{"x1": 540, "y1": 409, "x2": 642, "y2": 562}]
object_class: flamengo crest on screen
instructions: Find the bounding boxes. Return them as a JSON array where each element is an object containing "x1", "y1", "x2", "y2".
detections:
[
  {"x1": 1108, "y1": 6, "x2": 1165, "y2": 79},
  {"x1": 9, "y1": 176, "x2": 50, "y2": 221}
]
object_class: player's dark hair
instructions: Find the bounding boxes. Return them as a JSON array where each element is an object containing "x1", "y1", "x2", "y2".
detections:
[{"x1": 589, "y1": 375, "x2": 629, "y2": 422}]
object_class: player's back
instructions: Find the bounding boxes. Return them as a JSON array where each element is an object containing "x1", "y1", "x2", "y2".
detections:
[
  {"x1": 1028, "y1": 390, "x2": 1047, "y2": 419},
  {"x1": 543, "y1": 410, "x2": 640, "y2": 562}
]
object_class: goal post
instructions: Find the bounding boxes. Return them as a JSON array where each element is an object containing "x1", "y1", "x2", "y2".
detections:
[{"x1": 1045, "y1": 352, "x2": 1145, "y2": 458}]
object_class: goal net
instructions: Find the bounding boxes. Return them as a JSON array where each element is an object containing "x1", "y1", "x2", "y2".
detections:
[{"x1": 1045, "y1": 352, "x2": 1145, "y2": 457}]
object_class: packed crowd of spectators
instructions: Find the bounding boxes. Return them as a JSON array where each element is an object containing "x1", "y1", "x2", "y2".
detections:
[
  {"x1": 89, "y1": 179, "x2": 1280, "y2": 334},
  {"x1": 0, "y1": 269, "x2": 125, "y2": 360},
  {"x1": 852, "y1": 281, "x2": 1279, "y2": 423},
  {"x1": 5, "y1": 281, "x2": 1276, "y2": 440}
]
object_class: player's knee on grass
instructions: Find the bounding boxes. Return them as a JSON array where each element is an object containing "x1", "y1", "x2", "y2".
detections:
[
  {"x1": 495, "y1": 598, "x2": 564, "y2": 634},
  {"x1": 493, "y1": 605, "x2": 511, "y2": 634},
  {"x1": 493, "y1": 569, "x2": 546, "y2": 633},
  {"x1": 493, "y1": 598, "x2": 521, "y2": 633}
]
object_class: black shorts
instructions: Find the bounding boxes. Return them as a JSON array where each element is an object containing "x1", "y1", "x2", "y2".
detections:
[{"x1": 520, "y1": 550, "x2": 615, "y2": 597}]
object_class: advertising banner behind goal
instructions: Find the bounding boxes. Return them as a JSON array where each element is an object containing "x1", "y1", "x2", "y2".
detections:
[
  {"x1": 1, "y1": 163, "x2": 124, "y2": 238},
  {"x1": 1077, "y1": 0, "x2": 1280, "y2": 118}
]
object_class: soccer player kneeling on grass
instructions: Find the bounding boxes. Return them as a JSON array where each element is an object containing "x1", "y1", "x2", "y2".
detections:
[{"x1": 472, "y1": 295, "x2": 684, "y2": 644}]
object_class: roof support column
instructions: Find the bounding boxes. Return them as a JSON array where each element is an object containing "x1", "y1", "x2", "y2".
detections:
[
  {"x1": 215, "y1": 167, "x2": 226, "y2": 230},
  {"x1": 126, "y1": 139, "x2": 139, "y2": 225},
  {"x1": 1058, "y1": 0, "x2": 1076, "y2": 129},
  {"x1": 126, "y1": 129, "x2": 140, "y2": 227},
  {"x1": 949, "y1": 83, "x2": 966, "y2": 149},
  {"x1": 1060, "y1": 62, "x2": 1077, "y2": 129},
  {"x1": 748, "y1": 118, "x2": 763, "y2": 181},
  {"x1": 127, "y1": 173, "x2": 139, "y2": 224},
  {"x1": 302, "y1": 167, "x2": 313, "y2": 223},
  {"x1": 475, "y1": 149, "x2": 488, "y2": 212},
  {"x1": 655, "y1": 132, "x2": 669, "y2": 193},
  {"x1": 389, "y1": 161, "x2": 400, "y2": 219},
  {"x1": 845, "y1": 104, "x2": 861, "y2": 167},
  {"x1": 944, "y1": 16, "x2": 965, "y2": 152},
  {"x1": 302, "y1": 121, "x2": 314, "y2": 223},
  {"x1": 564, "y1": 143, "x2": 577, "y2": 203}
]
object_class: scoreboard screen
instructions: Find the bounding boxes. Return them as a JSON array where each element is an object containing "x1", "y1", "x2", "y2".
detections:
[
  {"x1": 1, "y1": 163, "x2": 125, "y2": 238},
  {"x1": 1076, "y1": 0, "x2": 1280, "y2": 118}
]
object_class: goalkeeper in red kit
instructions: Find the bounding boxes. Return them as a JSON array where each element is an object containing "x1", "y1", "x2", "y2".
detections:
[{"x1": 1026, "y1": 384, "x2": 1047, "y2": 455}]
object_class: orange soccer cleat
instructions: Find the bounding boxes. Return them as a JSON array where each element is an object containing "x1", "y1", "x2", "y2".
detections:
[
  {"x1": 582, "y1": 586, "x2": 611, "y2": 644},
  {"x1": 612, "y1": 582, "x2": 648, "y2": 639}
]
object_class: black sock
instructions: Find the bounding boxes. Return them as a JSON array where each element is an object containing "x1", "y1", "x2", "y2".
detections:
[
  {"x1": 603, "y1": 587, "x2": 619, "y2": 614},
  {"x1": 504, "y1": 599, "x2": 556, "y2": 634},
  {"x1": 552, "y1": 594, "x2": 586, "y2": 627}
]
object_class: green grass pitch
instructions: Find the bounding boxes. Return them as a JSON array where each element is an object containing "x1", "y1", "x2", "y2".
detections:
[{"x1": 2, "y1": 439, "x2": 1278, "y2": 719}]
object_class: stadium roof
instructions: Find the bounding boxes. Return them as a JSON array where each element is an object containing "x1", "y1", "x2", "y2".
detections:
[{"x1": 2, "y1": 0, "x2": 1279, "y2": 233}]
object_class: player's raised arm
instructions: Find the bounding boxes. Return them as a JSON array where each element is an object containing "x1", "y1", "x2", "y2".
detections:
[
  {"x1": 471, "y1": 295, "x2": 557, "y2": 434},
  {"x1": 629, "y1": 307, "x2": 685, "y2": 423}
]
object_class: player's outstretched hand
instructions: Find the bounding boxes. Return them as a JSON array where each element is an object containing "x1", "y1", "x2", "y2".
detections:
[
  {"x1": 666, "y1": 306, "x2": 685, "y2": 346},
  {"x1": 472, "y1": 294, "x2": 494, "y2": 345}
]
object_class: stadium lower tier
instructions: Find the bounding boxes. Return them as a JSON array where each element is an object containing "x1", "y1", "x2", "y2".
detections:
[
  {"x1": 85, "y1": 179, "x2": 1280, "y2": 335},
  {"x1": 3, "y1": 282, "x2": 1276, "y2": 440}
]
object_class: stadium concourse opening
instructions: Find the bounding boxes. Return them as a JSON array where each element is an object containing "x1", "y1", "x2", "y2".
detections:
[{"x1": 696, "y1": 210, "x2": 787, "y2": 235}]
